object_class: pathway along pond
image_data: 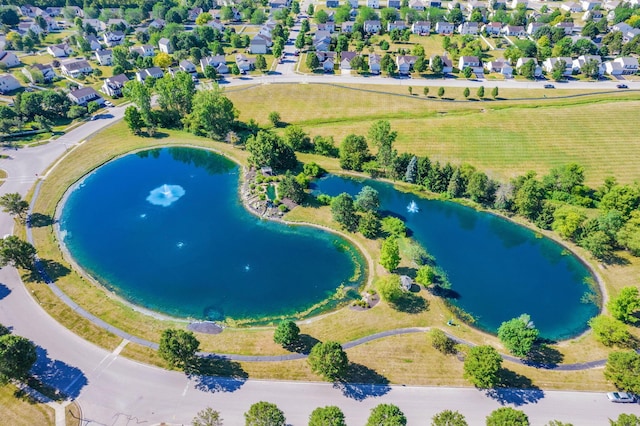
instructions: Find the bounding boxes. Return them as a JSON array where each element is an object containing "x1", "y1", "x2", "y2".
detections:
[
  {"x1": 58, "y1": 148, "x2": 364, "y2": 323},
  {"x1": 311, "y1": 175, "x2": 600, "y2": 341}
]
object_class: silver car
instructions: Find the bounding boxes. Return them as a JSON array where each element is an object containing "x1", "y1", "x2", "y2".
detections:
[{"x1": 607, "y1": 392, "x2": 636, "y2": 403}]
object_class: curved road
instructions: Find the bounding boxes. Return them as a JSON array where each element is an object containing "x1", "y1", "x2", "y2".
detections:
[{"x1": 1, "y1": 82, "x2": 640, "y2": 425}]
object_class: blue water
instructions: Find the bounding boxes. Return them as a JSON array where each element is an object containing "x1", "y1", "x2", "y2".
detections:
[
  {"x1": 60, "y1": 148, "x2": 364, "y2": 322},
  {"x1": 311, "y1": 175, "x2": 600, "y2": 340}
]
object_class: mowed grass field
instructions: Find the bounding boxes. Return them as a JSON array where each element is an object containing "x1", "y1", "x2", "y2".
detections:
[
  {"x1": 0, "y1": 384, "x2": 54, "y2": 426},
  {"x1": 225, "y1": 84, "x2": 640, "y2": 186}
]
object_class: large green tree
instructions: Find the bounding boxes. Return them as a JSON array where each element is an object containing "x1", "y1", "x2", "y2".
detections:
[
  {"x1": 368, "y1": 120, "x2": 397, "y2": 175},
  {"x1": 588, "y1": 315, "x2": 633, "y2": 347},
  {"x1": 309, "y1": 406, "x2": 347, "y2": 426},
  {"x1": 355, "y1": 186, "x2": 380, "y2": 212},
  {"x1": 183, "y1": 87, "x2": 237, "y2": 139},
  {"x1": 366, "y1": 403, "x2": 407, "y2": 426},
  {"x1": 431, "y1": 409, "x2": 468, "y2": 426},
  {"x1": 0, "y1": 334, "x2": 37, "y2": 382},
  {"x1": 0, "y1": 193, "x2": 29, "y2": 223},
  {"x1": 610, "y1": 414, "x2": 640, "y2": 426},
  {"x1": 124, "y1": 106, "x2": 144, "y2": 135},
  {"x1": 246, "y1": 130, "x2": 297, "y2": 172},
  {"x1": 331, "y1": 193, "x2": 358, "y2": 232},
  {"x1": 380, "y1": 237, "x2": 400, "y2": 272},
  {"x1": 486, "y1": 407, "x2": 529, "y2": 426},
  {"x1": 277, "y1": 172, "x2": 305, "y2": 204},
  {"x1": 158, "y1": 328, "x2": 200, "y2": 369},
  {"x1": 308, "y1": 341, "x2": 348, "y2": 381},
  {"x1": 123, "y1": 80, "x2": 153, "y2": 130},
  {"x1": 497, "y1": 314, "x2": 539, "y2": 358},
  {"x1": 192, "y1": 407, "x2": 223, "y2": 426},
  {"x1": 273, "y1": 320, "x2": 300, "y2": 347},
  {"x1": 608, "y1": 287, "x2": 640, "y2": 324},
  {"x1": 0, "y1": 236, "x2": 37, "y2": 270},
  {"x1": 463, "y1": 345, "x2": 502, "y2": 388},
  {"x1": 339, "y1": 134, "x2": 370, "y2": 171},
  {"x1": 155, "y1": 71, "x2": 195, "y2": 117},
  {"x1": 604, "y1": 351, "x2": 640, "y2": 394},
  {"x1": 244, "y1": 401, "x2": 285, "y2": 426}
]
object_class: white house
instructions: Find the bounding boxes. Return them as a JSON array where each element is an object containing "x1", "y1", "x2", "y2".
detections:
[
  {"x1": 47, "y1": 43, "x2": 73, "y2": 58},
  {"x1": 561, "y1": 2, "x2": 583, "y2": 12},
  {"x1": 95, "y1": 50, "x2": 113, "y2": 66},
  {"x1": 0, "y1": 51, "x2": 20, "y2": 68},
  {"x1": 409, "y1": 0, "x2": 426, "y2": 10},
  {"x1": 396, "y1": 55, "x2": 417, "y2": 74},
  {"x1": 85, "y1": 35, "x2": 102, "y2": 51},
  {"x1": 604, "y1": 57, "x2": 639, "y2": 75},
  {"x1": 60, "y1": 59, "x2": 93, "y2": 77},
  {"x1": 0, "y1": 74, "x2": 21, "y2": 94},
  {"x1": 22, "y1": 63, "x2": 56, "y2": 83},
  {"x1": 502, "y1": 25, "x2": 526, "y2": 37},
  {"x1": 411, "y1": 21, "x2": 431, "y2": 34},
  {"x1": 515, "y1": 57, "x2": 542, "y2": 77},
  {"x1": 580, "y1": 0, "x2": 601, "y2": 10},
  {"x1": 363, "y1": 20, "x2": 382, "y2": 34},
  {"x1": 543, "y1": 57, "x2": 574, "y2": 76},
  {"x1": 430, "y1": 54, "x2": 453, "y2": 73},
  {"x1": 435, "y1": 21, "x2": 455, "y2": 34},
  {"x1": 572, "y1": 55, "x2": 603, "y2": 75},
  {"x1": 483, "y1": 22, "x2": 503, "y2": 35},
  {"x1": 68, "y1": 87, "x2": 103, "y2": 105},
  {"x1": 369, "y1": 53, "x2": 381, "y2": 74},
  {"x1": 341, "y1": 21, "x2": 355, "y2": 33},
  {"x1": 136, "y1": 67, "x2": 164, "y2": 82},
  {"x1": 484, "y1": 59, "x2": 513, "y2": 78},
  {"x1": 129, "y1": 45, "x2": 155, "y2": 57},
  {"x1": 235, "y1": 54, "x2": 255, "y2": 72},
  {"x1": 200, "y1": 55, "x2": 229, "y2": 74},
  {"x1": 82, "y1": 18, "x2": 106, "y2": 32},
  {"x1": 101, "y1": 74, "x2": 129, "y2": 97},
  {"x1": 387, "y1": 21, "x2": 407, "y2": 32},
  {"x1": 103, "y1": 31, "x2": 125, "y2": 47},
  {"x1": 316, "y1": 51, "x2": 336, "y2": 72},
  {"x1": 527, "y1": 22, "x2": 545, "y2": 36},
  {"x1": 458, "y1": 22, "x2": 479, "y2": 35},
  {"x1": 249, "y1": 37, "x2": 268, "y2": 54},
  {"x1": 179, "y1": 60, "x2": 197, "y2": 76},
  {"x1": 555, "y1": 21, "x2": 574, "y2": 35},
  {"x1": 158, "y1": 38, "x2": 173, "y2": 54},
  {"x1": 458, "y1": 55, "x2": 482, "y2": 73}
]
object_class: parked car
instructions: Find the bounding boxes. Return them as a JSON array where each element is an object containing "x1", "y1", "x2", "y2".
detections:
[
  {"x1": 544, "y1": 84, "x2": 555, "y2": 89},
  {"x1": 104, "y1": 101, "x2": 113, "y2": 107},
  {"x1": 616, "y1": 84, "x2": 628, "y2": 89},
  {"x1": 607, "y1": 392, "x2": 636, "y2": 403}
]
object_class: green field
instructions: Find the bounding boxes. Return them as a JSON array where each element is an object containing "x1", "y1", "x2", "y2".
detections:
[
  {"x1": 225, "y1": 84, "x2": 640, "y2": 185},
  {"x1": 0, "y1": 384, "x2": 54, "y2": 426}
]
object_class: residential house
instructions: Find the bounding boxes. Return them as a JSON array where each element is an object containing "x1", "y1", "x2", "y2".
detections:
[
  {"x1": 84, "y1": 35, "x2": 102, "y2": 51},
  {"x1": 341, "y1": 21, "x2": 355, "y2": 33},
  {"x1": 60, "y1": 59, "x2": 93, "y2": 77},
  {"x1": 388, "y1": 0, "x2": 402, "y2": 8},
  {"x1": 515, "y1": 57, "x2": 542, "y2": 77},
  {"x1": 527, "y1": 22, "x2": 544, "y2": 35},
  {"x1": 561, "y1": 2, "x2": 582, "y2": 12},
  {"x1": 369, "y1": 53, "x2": 381, "y2": 74},
  {"x1": 458, "y1": 22, "x2": 479, "y2": 35},
  {"x1": 367, "y1": 0, "x2": 380, "y2": 8},
  {"x1": 0, "y1": 51, "x2": 20, "y2": 68},
  {"x1": 583, "y1": 10, "x2": 604, "y2": 21},
  {"x1": 348, "y1": 0, "x2": 359, "y2": 7},
  {"x1": 580, "y1": 0, "x2": 601, "y2": 10},
  {"x1": 502, "y1": 25, "x2": 526, "y2": 37},
  {"x1": 555, "y1": 21, "x2": 574, "y2": 35},
  {"x1": 19, "y1": 5, "x2": 44, "y2": 17},
  {"x1": 249, "y1": 37, "x2": 268, "y2": 54},
  {"x1": 396, "y1": 55, "x2": 417, "y2": 74},
  {"x1": 409, "y1": 0, "x2": 426, "y2": 10},
  {"x1": 313, "y1": 31, "x2": 332, "y2": 51},
  {"x1": 68, "y1": 87, "x2": 103, "y2": 105},
  {"x1": 66, "y1": 6, "x2": 84, "y2": 18},
  {"x1": 18, "y1": 21, "x2": 43, "y2": 35},
  {"x1": 612, "y1": 22, "x2": 640, "y2": 43},
  {"x1": 179, "y1": 60, "x2": 197, "y2": 76},
  {"x1": 129, "y1": 45, "x2": 155, "y2": 57},
  {"x1": 604, "y1": 57, "x2": 639, "y2": 75},
  {"x1": 484, "y1": 59, "x2": 513, "y2": 77},
  {"x1": 45, "y1": 7, "x2": 63, "y2": 16},
  {"x1": 94, "y1": 49, "x2": 112, "y2": 66},
  {"x1": 482, "y1": 22, "x2": 502, "y2": 35},
  {"x1": 466, "y1": 1, "x2": 488, "y2": 12},
  {"x1": 435, "y1": 21, "x2": 455, "y2": 34},
  {"x1": 200, "y1": 55, "x2": 229, "y2": 74},
  {"x1": 0, "y1": 74, "x2": 21, "y2": 93},
  {"x1": 316, "y1": 51, "x2": 336, "y2": 72},
  {"x1": 107, "y1": 19, "x2": 129, "y2": 29},
  {"x1": 149, "y1": 19, "x2": 166, "y2": 30},
  {"x1": 22, "y1": 63, "x2": 56, "y2": 83},
  {"x1": 411, "y1": 21, "x2": 431, "y2": 34},
  {"x1": 206, "y1": 19, "x2": 226, "y2": 32},
  {"x1": 458, "y1": 55, "x2": 482, "y2": 73},
  {"x1": 47, "y1": 43, "x2": 72, "y2": 58},
  {"x1": 235, "y1": 54, "x2": 255, "y2": 72},
  {"x1": 340, "y1": 51, "x2": 359, "y2": 72},
  {"x1": 82, "y1": 19, "x2": 106, "y2": 32},
  {"x1": 158, "y1": 38, "x2": 174, "y2": 54},
  {"x1": 136, "y1": 67, "x2": 164, "y2": 82},
  {"x1": 572, "y1": 55, "x2": 603, "y2": 75},
  {"x1": 387, "y1": 21, "x2": 407, "y2": 32},
  {"x1": 101, "y1": 74, "x2": 129, "y2": 97},
  {"x1": 318, "y1": 22, "x2": 336, "y2": 33},
  {"x1": 326, "y1": 0, "x2": 339, "y2": 6},
  {"x1": 430, "y1": 54, "x2": 453, "y2": 73},
  {"x1": 103, "y1": 31, "x2": 125, "y2": 47},
  {"x1": 188, "y1": 7, "x2": 203, "y2": 21},
  {"x1": 363, "y1": 20, "x2": 382, "y2": 34},
  {"x1": 44, "y1": 16, "x2": 59, "y2": 32},
  {"x1": 543, "y1": 57, "x2": 573, "y2": 76}
]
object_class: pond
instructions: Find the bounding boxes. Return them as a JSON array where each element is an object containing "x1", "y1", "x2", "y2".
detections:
[
  {"x1": 58, "y1": 148, "x2": 364, "y2": 322},
  {"x1": 311, "y1": 175, "x2": 600, "y2": 341}
]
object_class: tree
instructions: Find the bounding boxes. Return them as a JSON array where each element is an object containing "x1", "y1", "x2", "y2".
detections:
[
  {"x1": 195, "y1": 12, "x2": 213, "y2": 25},
  {"x1": 431, "y1": 55, "x2": 444, "y2": 74},
  {"x1": 381, "y1": 217, "x2": 406, "y2": 237},
  {"x1": 309, "y1": 406, "x2": 346, "y2": 426},
  {"x1": 486, "y1": 407, "x2": 529, "y2": 426},
  {"x1": 416, "y1": 265, "x2": 436, "y2": 287},
  {"x1": 498, "y1": 314, "x2": 539, "y2": 357},
  {"x1": 192, "y1": 407, "x2": 223, "y2": 426},
  {"x1": 369, "y1": 120, "x2": 397, "y2": 174},
  {"x1": 331, "y1": 193, "x2": 358, "y2": 232},
  {"x1": 153, "y1": 52, "x2": 173, "y2": 69},
  {"x1": 432, "y1": 410, "x2": 468, "y2": 426},
  {"x1": 514, "y1": 175, "x2": 544, "y2": 220},
  {"x1": 463, "y1": 345, "x2": 502, "y2": 388},
  {"x1": 605, "y1": 351, "x2": 640, "y2": 394},
  {"x1": 273, "y1": 320, "x2": 300, "y2": 347},
  {"x1": 438, "y1": 87, "x2": 445, "y2": 98},
  {"x1": 0, "y1": 236, "x2": 36, "y2": 270},
  {"x1": 306, "y1": 52, "x2": 320, "y2": 70},
  {"x1": 255, "y1": 54, "x2": 267, "y2": 72},
  {"x1": 246, "y1": 130, "x2": 297, "y2": 172},
  {"x1": 355, "y1": 186, "x2": 380, "y2": 212},
  {"x1": 87, "y1": 101, "x2": 100, "y2": 115},
  {"x1": 0, "y1": 334, "x2": 37, "y2": 382},
  {"x1": 278, "y1": 172, "x2": 305, "y2": 204},
  {"x1": 183, "y1": 87, "x2": 237, "y2": 140},
  {"x1": 155, "y1": 71, "x2": 196, "y2": 118},
  {"x1": 123, "y1": 80, "x2": 153, "y2": 130},
  {"x1": 380, "y1": 237, "x2": 400, "y2": 272},
  {"x1": 552, "y1": 206, "x2": 586, "y2": 241},
  {"x1": 430, "y1": 329, "x2": 456, "y2": 354},
  {"x1": 588, "y1": 315, "x2": 633, "y2": 347},
  {"x1": 608, "y1": 287, "x2": 640, "y2": 324},
  {"x1": 124, "y1": 106, "x2": 144, "y2": 135},
  {"x1": 462, "y1": 67, "x2": 473, "y2": 79},
  {"x1": 423, "y1": 87, "x2": 430, "y2": 96},
  {"x1": 284, "y1": 125, "x2": 311, "y2": 152},
  {"x1": 339, "y1": 134, "x2": 370, "y2": 171},
  {"x1": 158, "y1": 328, "x2": 200, "y2": 369},
  {"x1": 359, "y1": 211, "x2": 381, "y2": 239},
  {"x1": 0, "y1": 193, "x2": 29, "y2": 223},
  {"x1": 268, "y1": 111, "x2": 281, "y2": 127},
  {"x1": 551, "y1": 59, "x2": 567, "y2": 81},
  {"x1": 492, "y1": 87, "x2": 499, "y2": 99},
  {"x1": 477, "y1": 86, "x2": 485, "y2": 99},
  {"x1": 308, "y1": 341, "x2": 348, "y2": 381},
  {"x1": 610, "y1": 414, "x2": 640, "y2": 426},
  {"x1": 0, "y1": 8, "x2": 19, "y2": 26},
  {"x1": 244, "y1": 401, "x2": 285, "y2": 426},
  {"x1": 463, "y1": 87, "x2": 470, "y2": 98},
  {"x1": 366, "y1": 404, "x2": 407, "y2": 426}
]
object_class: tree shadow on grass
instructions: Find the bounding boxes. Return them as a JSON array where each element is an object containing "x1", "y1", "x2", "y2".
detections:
[
  {"x1": 523, "y1": 344, "x2": 564, "y2": 369},
  {"x1": 30, "y1": 347, "x2": 88, "y2": 400},
  {"x1": 285, "y1": 334, "x2": 320, "y2": 355},
  {"x1": 484, "y1": 368, "x2": 545, "y2": 406},
  {"x1": 28, "y1": 213, "x2": 55, "y2": 228},
  {"x1": 333, "y1": 362, "x2": 391, "y2": 401},
  {"x1": 185, "y1": 355, "x2": 248, "y2": 393},
  {"x1": 26, "y1": 259, "x2": 71, "y2": 283},
  {"x1": 391, "y1": 292, "x2": 428, "y2": 314}
]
